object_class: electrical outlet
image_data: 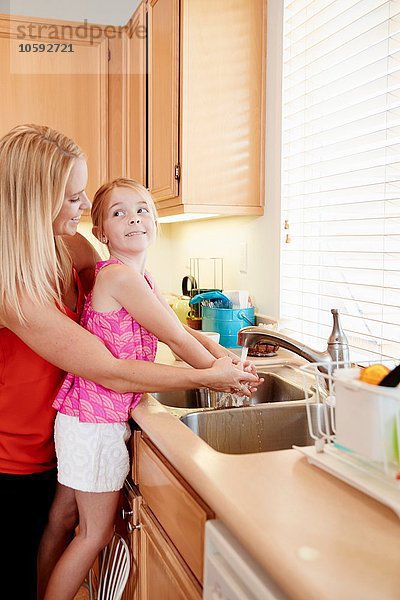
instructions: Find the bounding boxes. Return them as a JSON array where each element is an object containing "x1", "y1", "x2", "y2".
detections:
[{"x1": 240, "y1": 242, "x2": 247, "y2": 273}]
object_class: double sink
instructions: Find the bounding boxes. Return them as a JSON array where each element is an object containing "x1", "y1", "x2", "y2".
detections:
[{"x1": 151, "y1": 362, "x2": 321, "y2": 455}]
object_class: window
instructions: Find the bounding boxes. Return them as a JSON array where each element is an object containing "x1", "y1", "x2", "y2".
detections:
[{"x1": 281, "y1": 0, "x2": 400, "y2": 361}]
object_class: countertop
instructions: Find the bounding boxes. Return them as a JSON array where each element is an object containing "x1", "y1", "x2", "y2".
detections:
[{"x1": 131, "y1": 344, "x2": 400, "y2": 600}]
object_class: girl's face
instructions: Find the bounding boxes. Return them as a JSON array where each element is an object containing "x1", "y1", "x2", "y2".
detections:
[
  {"x1": 53, "y1": 158, "x2": 91, "y2": 236},
  {"x1": 102, "y1": 186, "x2": 156, "y2": 256}
]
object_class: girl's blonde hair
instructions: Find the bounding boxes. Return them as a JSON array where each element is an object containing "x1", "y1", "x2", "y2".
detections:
[
  {"x1": 92, "y1": 178, "x2": 158, "y2": 242},
  {"x1": 0, "y1": 124, "x2": 84, "y2": 325}
]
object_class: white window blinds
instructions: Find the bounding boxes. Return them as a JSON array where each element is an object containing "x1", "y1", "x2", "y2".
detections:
[{"x1": 281, "y1": 0, "x2": 400, "y2": 362}]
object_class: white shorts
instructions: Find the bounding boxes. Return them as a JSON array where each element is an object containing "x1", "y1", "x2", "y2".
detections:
[{"x1": 54, "y1": 413, "x2": 131, "y2": 493}]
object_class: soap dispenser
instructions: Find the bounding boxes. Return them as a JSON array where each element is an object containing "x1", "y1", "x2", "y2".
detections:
[{"x1": 327, "y1": 309, "x2": 350, "y2": 365}]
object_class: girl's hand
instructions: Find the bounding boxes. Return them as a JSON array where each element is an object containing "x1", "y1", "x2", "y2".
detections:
[
  {"x1": 204, "y1": 357, "x2": 262, "y2": 397},
  {"x1": 242, "y1": 360, "x2": 258, "y2": 376}
]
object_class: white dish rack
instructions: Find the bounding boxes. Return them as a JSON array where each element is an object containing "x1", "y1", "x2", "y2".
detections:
[{"x1": 295, "y1": 362, "x2": 400, "y2": 518}]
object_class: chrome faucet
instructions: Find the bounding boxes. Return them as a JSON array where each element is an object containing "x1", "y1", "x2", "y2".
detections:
[{"x1": 237, "y1": 309, "x2": 350, "y2": 368}]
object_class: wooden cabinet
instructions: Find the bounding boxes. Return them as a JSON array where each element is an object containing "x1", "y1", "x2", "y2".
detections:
[
  {"x1": 0, "y1": 15, "x2": 108, "y2": 199},
  {"x1": 146, "y1": 0, "x2": 267, "y2": 218},
  {"x1": 135, "y1": 434, "x2": 213, "y2": 583},
  {"x1": 118, "y1": 431, "x2": 213, "y2": 597},
  {"x1": 147, "y1": 0, "x2": 180, "y2": 202},
  {"x1": 139, "y1": 505, "x2": 202, "y2": 600}
]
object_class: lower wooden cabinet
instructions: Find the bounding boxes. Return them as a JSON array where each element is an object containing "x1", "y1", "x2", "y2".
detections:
[
  {"x1": 139, "y1": 505, "x2": 202, "y2": 600},
  {"x1": 117, "y1": 431, "x2": 213, "y2": 598}
]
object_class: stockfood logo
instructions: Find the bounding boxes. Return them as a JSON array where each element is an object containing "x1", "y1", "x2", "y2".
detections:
[{"x1": 9, "y1": 17, "x2": 147, "y2": 75}]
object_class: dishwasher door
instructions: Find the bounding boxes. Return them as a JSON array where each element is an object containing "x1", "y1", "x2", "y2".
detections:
[{"x1": 203, "y1": 521, "x2": 287, "y2": 600}]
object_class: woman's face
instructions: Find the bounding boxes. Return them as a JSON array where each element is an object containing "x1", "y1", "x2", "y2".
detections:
[{"x1": 53, "y1": 158, "x2": 91, "y2": 236}]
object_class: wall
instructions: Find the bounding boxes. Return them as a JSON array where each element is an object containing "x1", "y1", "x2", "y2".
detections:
[{"x1": 0, "y1": 0, "x2": 140, "y2": 25}]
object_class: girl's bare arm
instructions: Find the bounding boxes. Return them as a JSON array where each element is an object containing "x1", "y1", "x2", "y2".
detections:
[{"x1": 106, "y1": 266, "x2": 221, "y2": 368}]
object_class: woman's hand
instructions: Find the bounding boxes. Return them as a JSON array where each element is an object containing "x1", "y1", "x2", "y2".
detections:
[{"x1": 203, "y1": 357, "x2": 262, "y2": 397}]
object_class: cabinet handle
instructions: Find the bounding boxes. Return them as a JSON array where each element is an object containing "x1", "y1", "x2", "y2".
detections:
[
  {"x1": 127, "y1": 522, "x2": 141, "y2": 534},
  {"x1": 121, "y1": 508, "x2": 134, "y2": 520}
]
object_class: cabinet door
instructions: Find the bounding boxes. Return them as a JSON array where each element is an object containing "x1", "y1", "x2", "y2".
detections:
[
  {"x1": 0, "y1": 16, "x2": 108, "y2": 200},
  {"x1": 139, "y1": 505, "x2": 202, "y2": 600},
  {"x1": 147, "y1": 0, "x2": 180, "y2": 202},
  {"x1": 115, "y1": 481, "x2": 142, "y2": 600},
  {"x1": 137, "y1": 435, "x2": 213, "y2": 583},
  {"x1": 126, "y1": 2, "x2": 147, "y2": 186}
]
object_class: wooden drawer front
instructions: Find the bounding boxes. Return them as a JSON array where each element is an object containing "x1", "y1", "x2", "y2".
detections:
[
  {"x1": 140, "y1": 506, "x2": 202, "y2": 600},
  {"x1": 137, "y1": 437, "x2": 213, "y2": 582}
]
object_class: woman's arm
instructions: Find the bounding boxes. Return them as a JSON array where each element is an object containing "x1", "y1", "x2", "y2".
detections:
[{"x1": 6, "y1": 298, "x2": 259, "y2": 395}]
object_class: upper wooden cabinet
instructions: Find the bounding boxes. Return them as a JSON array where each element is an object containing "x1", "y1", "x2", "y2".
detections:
[
  {"x1": 131, "y1": 0, "x2": 266, "y2": 218},
  {"x1": 147, "y1": 0, "x2": 180, "y2": 202},
  {"x1": 0, "y1": 15, "x2": 108, "y2": 200}
]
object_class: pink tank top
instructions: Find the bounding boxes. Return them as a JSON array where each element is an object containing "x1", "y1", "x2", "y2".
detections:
[{"x1": 53, "y1": 259, "x2": 158, "y2": 423}]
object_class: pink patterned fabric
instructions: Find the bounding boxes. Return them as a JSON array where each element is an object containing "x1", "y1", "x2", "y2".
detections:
[{"x1": 53, "y1": 259, "x2": 158, "y2": 423}]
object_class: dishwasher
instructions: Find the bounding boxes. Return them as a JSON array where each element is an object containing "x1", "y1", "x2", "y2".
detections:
[{"x1": 203, "y1": 521, "x2": 287, "y2": 600}]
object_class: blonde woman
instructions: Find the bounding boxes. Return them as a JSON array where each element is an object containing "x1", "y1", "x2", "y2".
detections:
[{"x1": 0, "y1": 124, "x2": 258, "y2": 599}]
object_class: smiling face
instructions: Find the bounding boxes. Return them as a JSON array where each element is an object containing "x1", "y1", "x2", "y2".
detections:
[
  {"x1": 101, "y1": 186, "x2": 156, "y2": 258},
  {"x1": 52, "y1": 158, "x2": 91, "y2": 236}
]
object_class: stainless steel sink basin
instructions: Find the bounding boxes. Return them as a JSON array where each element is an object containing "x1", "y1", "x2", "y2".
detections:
[
  {"x1": 151, "y1": 363, "x2": 311, "y2": 410},
  {"x1": 180, "y1": 403, "x2": 323, "y2": 454},
  {"x1": 151, "y1": 369, "x2": 307, "y2": 409}
]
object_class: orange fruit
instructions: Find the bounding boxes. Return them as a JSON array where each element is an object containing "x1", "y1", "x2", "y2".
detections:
[{"x1": 358, "y1": 364, "x2": 390, "y2": 385}]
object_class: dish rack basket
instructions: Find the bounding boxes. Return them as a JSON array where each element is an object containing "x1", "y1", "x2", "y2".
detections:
[{"x1": 297, "y1": 362, "x2": 400, "y2": 517}]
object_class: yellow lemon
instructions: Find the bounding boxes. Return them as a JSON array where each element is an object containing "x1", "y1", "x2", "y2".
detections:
[{"x1": 359, "y1": 364, "x2": 390, "y2": 386}]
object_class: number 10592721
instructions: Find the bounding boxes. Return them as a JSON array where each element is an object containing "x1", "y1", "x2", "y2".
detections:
[{"x1": 18, "y1": 43, "x2": 74, "y2": 52}]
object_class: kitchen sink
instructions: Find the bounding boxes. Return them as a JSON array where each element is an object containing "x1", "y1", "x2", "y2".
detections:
[
  {"x1": 180, "y1": 403, "x2": 324, "y2": 454},
  {"x1": 151, "y1": 364, "x2": 310, "y2": 410}
]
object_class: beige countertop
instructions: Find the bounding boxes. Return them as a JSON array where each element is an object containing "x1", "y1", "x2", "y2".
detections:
[{"x1": 131, "y1": 344, "x2": 400, "y2": 600}]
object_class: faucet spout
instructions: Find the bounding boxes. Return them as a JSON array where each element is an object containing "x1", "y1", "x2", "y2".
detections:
[
  {"x1": 237, "y1": 309, "x2": 350, "y2": 369},
  {"x1": 237, "y1": 328, "x2": 331, "y2": 364}
]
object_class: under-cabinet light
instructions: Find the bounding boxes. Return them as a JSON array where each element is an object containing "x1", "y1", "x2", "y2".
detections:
[{"x1": 157, "y1": 213, "x2": 218, "y2": 224}]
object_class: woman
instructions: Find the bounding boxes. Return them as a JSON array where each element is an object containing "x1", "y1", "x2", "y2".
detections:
[{"x1": 0, "y1": 124, "x2": 258, "y2": 599}]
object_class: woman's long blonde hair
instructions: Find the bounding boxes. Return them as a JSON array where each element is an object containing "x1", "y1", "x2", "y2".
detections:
[{"x1": 0, "y1": 124, "x2": 84, "y2": 325}]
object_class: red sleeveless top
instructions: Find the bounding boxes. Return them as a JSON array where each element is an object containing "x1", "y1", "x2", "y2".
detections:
[{"x1": 0, "y1": 271, "x2": 85, "y2": 474}]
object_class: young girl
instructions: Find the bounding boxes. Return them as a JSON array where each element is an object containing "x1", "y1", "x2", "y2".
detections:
[{"x1": 44, "y1": 178, "x2": 258, "y2": 599}]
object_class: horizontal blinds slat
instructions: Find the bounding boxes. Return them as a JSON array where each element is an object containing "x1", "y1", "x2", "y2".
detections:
[
  {"x1": 283, "y1": 126, "x2": 400, "y2": 161},
  {"x1": 282, "y1": 182, "x2": 400, "y2": 206},
  {"x1": 284, "y1": 8, "x2": 400, "y2": 74},
  {"x1": 282, "y1": 146, "x2": 400, "y2": 179},
  {"x1": 284, "y1": 201, "x2": 400, "y2": 221},
  {"x1": 283, "y1": 47, "x2": 399, "y2": 102},
  {"x1": 284, "y1": 74, "x2": 400, "y2": 114},
  {"x1": 284, "y1": 1, "x2": 392, "y2": 51},
  {"x1": 283, "y1": 110, "x2": 400, "y2": 148},
  {"x1": 284, "y1": 28, "x2": 399, "y2": 87},
  {"x1": 284, "y1": 76, "x2": 400, "y2": 124}
]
